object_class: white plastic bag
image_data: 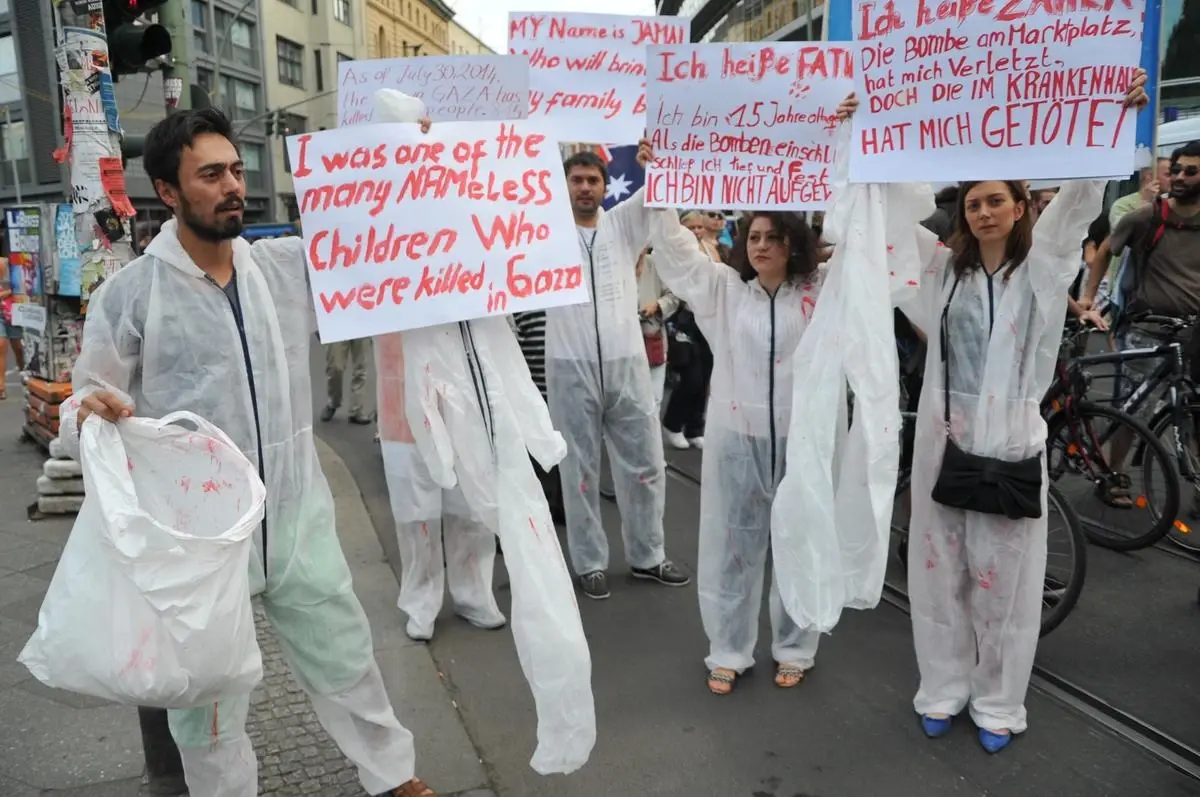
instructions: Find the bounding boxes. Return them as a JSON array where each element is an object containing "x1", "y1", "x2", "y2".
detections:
[{"x1": 19, "y1": 411, "x2": 266, "y2": 707}]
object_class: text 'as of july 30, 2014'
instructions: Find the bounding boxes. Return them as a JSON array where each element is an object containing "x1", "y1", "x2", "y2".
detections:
[{"x1": 286, "y1": 121, "x2": 589, "y2": 344}]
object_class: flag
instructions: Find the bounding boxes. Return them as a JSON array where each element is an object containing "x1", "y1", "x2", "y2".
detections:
[{"x1": 594, "y1": 145, "x2": 644, "y2": 210}]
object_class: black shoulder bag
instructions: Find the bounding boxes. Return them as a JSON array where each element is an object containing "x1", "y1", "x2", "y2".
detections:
[{"x1": 930, "y1": 276, "x2": 1043, "y2": 520}]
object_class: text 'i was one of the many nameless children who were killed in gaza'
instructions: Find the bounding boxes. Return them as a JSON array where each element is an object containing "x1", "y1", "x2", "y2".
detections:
[
  {"x1": 849, "y1": 0, "x2": 1143, "y2": 182},
  {"x1": 645, "y1": 42, "x2": 853, "y2": 210},
  {"x1": 287, "y1": 121, "x2": 588, "y2": 344}
]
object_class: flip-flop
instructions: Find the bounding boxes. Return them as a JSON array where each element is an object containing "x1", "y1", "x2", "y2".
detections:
[
  {"x1": 707, "y1": 667, "x2": 736, "y2": 695},
  {"x1": 775, "y1": 663, "x2": 805, "y2": 688}
]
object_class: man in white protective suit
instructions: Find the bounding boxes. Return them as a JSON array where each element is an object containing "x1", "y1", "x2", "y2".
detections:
[
  {"x1": 369, "y1": 90, "x2": 596, "y2": 775},
  {"x1": 548, "y1": 149, "x2": 690, "y2": 599},
  {"x1": 58, "y1": 108, "x2": 439, "y2": 797}
]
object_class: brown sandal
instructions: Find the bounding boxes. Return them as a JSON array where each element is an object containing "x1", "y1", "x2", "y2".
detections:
[
  {"x1": 775, "y1": 662, "x2": 805, "y2": 688},
  {"x1": 388, "y1": 778, "x2": 437, "y2": 797},
  {"x1": 707, "y1": 667, "x2": 737, "y2": 695}
]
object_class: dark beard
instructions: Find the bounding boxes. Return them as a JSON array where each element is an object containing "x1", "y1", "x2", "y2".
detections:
[
  {"x1": 1170, "y1": 183, "x2": 1200, "y2": 206},
  {"x1": 179, "y1": 196, "x2": 244, "y2": 242}
]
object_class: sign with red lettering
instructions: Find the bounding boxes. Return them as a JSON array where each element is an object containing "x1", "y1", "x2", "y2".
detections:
[
  {"x1": 644, "y1": 43, "x2": 853, "y2": 210},
  {"x1": 285, "y1": 122, "x2": 587, "y2": 343},
  {"x1": 851, "y1": 0, "x2": 1144, "y2": 182},
  {"x1": 508, "y1": 11, "x2": 691, "y2": 144},
  {"x1": 337, "y1": 56, "x2": 529, "y2": 126}
]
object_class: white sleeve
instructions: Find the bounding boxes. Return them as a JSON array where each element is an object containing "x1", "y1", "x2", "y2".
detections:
[
  {"x1": 605, "y1": 186, "x2": 650, "y2": 257},
  {"x1": 1028, "y1": 180, "x2": 1105, "y2": 319},
  {"x1": 251, "y1": 236, "x2": 317, "y2": 335},
  {"x1": 648, "y1": 209, "x2": 732, "y2": 319}
]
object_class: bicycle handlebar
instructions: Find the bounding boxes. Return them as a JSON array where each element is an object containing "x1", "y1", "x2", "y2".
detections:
[{"x1": 1125, "y1": 312, "x2": 1199, "y2": 330}]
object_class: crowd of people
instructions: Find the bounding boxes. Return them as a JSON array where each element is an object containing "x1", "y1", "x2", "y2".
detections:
[{"x1": 45, "y1": 59, "x2": 1177, "y2": 796}]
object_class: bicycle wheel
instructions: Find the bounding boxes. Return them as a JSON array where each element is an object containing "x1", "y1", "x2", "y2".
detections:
[
  {"x1": 1041, "y1": 483, "x2": 1087, "y2": 637},
  {"x1": 1046, "y1": 401, "x2": 1181, "y2": 551},
  {"x1": 1147, "y1": 401, "x2": 1200, "y2": 552}
]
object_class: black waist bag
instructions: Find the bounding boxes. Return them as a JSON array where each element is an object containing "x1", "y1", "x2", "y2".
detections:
[{"x1": 930, "y1": 276, "x2": 1043, "y2": 520}]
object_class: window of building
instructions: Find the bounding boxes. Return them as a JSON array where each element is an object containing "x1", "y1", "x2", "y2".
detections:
[
  {"x1": 0, "y1": 36, "x2": 18, "y2": 105},
  {"x1": 197, "y1": 67, "x2": 214, "y2": 98},
  {"x1": 243, "y1": 143, "x2": 265, "y2": 190},
  {"x1": 216, "y1": 12, "x2": 257, "y2": 69},
  {"x1": 191, "y1": 0, "x2": 209, "y2": 53},
  {"x1": 1, "y1": 118, "x2": 25, "y2": 161},
  {"x1": 220, "y1": 76, "x2": 260, "y2": 117},
  {"x1": 311, "y1": 0, "x2": 317, "y2": 13},
  {"x1": 376, "y1": 26, "x2": 387, "y2": 58},
  {"x1": 0, "y1": 0, "x2": 9, "y2": 15},
  {"x1": 281, "y1": 114, "x2": 306, "y2": 172},
  {"x1": 334, "y1": 0, "x2": 350, "y2": 24},
  {"x1": 276, "y1": 37, "x2": 304, "y2": 87},
  {"x1": 314, "y1": 50, "x2": 324, "y2": 91},
  {"x1": 337, "y1": 52, "x2": 352, "y2": 63}
]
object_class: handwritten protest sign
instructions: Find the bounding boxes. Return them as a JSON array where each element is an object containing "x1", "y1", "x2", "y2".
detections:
[
  {"x1": 285, "y1": 122, "x2": 587, "y2": 342},
  {"x1": 337, "y1": 55, "x2": 529, "y2": 126},
  {"x1": 850, "y1": 0, "x2": 1143, "y2": 182},
  {"x1": 508, "y1": 11, "x2": 690, "y2": 144},
  {"x1": 644, "y1": 43, "x2": 853, "y2": 210}
]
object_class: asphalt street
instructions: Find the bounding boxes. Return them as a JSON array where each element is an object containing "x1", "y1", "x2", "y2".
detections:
[{"x1": 309, "y1": 340, "x2": 1200, "y2": 797}]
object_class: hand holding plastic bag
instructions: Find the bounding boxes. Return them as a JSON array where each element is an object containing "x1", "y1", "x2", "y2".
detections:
[{"x1": 19, "y1": 411, "x2": 265, "y2": 707}]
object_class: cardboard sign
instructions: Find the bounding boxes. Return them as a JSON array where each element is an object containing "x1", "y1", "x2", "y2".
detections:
[
  {"x1": 508, "y1": 11, "x2": 690, "y2": 144},
  {"x1": 850, "y1": 0, "x2": 1144, "y2": 182},
  {"x1": 337, "y1": 55, "x2": 530, "y2": 126},
  {"x1": 285, "y1": 121, "x2": 588, "y2": 343},
  {"x1": 645, "y1": 43, "x2": 853, "y2": 210},
  {"x1": 11, "y1": 301, "x2": 46, "y2": 331}
]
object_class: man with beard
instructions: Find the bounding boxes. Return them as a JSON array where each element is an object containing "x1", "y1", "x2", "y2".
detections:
[
  {"x1": 545, "y1": 150, "x2": 689, "y2": 600},
  {"x1": 57, "y1": 109, "x2": 438, "y2": 797},
  {"x1": 1079, "y1": 140, "x2": 1200, "y2": 509}
]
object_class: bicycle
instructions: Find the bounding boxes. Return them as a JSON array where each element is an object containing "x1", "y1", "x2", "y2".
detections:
[
  {"x1": 1041, "y1": 321, "x2": 1182, "y2": 551},
  {"x1": 891, "y1": 410, "x2": 1088, "y2": 637}
]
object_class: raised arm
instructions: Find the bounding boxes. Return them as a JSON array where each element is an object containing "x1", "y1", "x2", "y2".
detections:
[
  {"x1": 605, "y1": 186, "x2": 650, "y2": 256},
  {"x1": 648, "y1": 208, "x2": 732, "y2": 320},
  {"x1": 1027, "y1": 179, "x2": 1107, "y2": 317}
]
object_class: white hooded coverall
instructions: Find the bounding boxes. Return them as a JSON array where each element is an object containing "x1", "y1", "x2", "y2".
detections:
[
  {"x1": 367, "y1": 88, "x2": 596, "y2": 775},
  {"x1": 57, "y1": 224, "x2": 418, "y2": 796},
  {"x1": 648, "y1": 209, "x2": 822, "y2": 673},
  {"x1": 900, "y1": 180, "x2": 1104, "y2": 733},
  {"x1": 546, "y1": 187, "x2": 666, "y2": 575}
]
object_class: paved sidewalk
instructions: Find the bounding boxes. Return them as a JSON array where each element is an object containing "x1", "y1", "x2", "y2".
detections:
[{"x1": 0, "y1": 389, "x2": 494, "y2": 796}]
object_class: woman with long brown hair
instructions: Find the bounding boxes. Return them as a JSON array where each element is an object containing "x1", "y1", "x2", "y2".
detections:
[
  {"x1": 843, "y1": 72, "x2": 1148, "y2": 753},
  {"x1": 645, "y1": 170, "x2": 826, "y2": 694}
]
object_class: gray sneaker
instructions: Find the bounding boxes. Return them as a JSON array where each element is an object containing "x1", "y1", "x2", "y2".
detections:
[
  {"x1": 631, "y1": 560, "x2": 691, "y2": 586},
  {"x1": 578, "y1": 571, "x2": 610, "y2": 600}
]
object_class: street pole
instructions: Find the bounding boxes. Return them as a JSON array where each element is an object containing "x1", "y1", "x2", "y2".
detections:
[
  {"x1": 4, "y1": 106, "x2": 20, "y2": 203},
  {"x1": 806, "y1": 0, "x2": 814, "y2": 42},
  {"x1": 159, "y1": 0, "x2": 192, "y2": 112},
  {"x1": 51, "y1": 3, "x2": 187, "y2": 795}
]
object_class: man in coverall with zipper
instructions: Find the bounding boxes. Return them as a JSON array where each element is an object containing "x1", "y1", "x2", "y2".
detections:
[
  {"x1": 58, "y1": 108, "x2": 437, "y2": 797},
  {"x1": 546, "y1": 149, "x2": 689, "y2": 599}
]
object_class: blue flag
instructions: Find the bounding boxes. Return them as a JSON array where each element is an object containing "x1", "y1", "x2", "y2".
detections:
[{"x1": 599, "y1": 145, "x2": 645, "y2": 210}]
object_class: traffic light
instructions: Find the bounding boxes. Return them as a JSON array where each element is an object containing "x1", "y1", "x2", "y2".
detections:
[
  {"x1": 104, "y1": 0, "x2": 172, "y2": 79},
  {"x1": 120, "y1": 134, "x2": 145, "y2": 167},
  {"x1": 264, "y1": 110, "x2": 278, "y2": 136}
]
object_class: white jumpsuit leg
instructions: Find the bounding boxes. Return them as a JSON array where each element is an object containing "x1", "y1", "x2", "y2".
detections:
[
  {"x1": 603, "y1": 358, "x2": 666, "y2": 571},
  {"x1": 548, "y1": 359, "x2": 608, "y2": 574},
  {"x1": 169, "y1": 534, "x2": 416, "y2": 796},
  {"x1": 700, "y1": 431, "x2": 819, "y2": 673},
  {"x1": 909, "y1": 432, "x2": 1048, "y2": 733}
]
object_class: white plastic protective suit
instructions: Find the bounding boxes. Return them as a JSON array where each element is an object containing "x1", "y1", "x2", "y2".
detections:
[
  {"x1": 57, "y1": 223, "x2": 418, "y2": 796},
  {"x1": 771, "y1": 128, "x2": 930, "y2": 633},
  {"x1": 375, "y1": 331, "x2": 506, "y2": 641},
  {"x1": 899, "y1": 179, "x2": 1104, "y2": 733},
  {"x1": 545, "y1": 187, "x2": 666, "y2": 575},
  {"x1": 648, "y1": 209, "x2": 822, "y2": 674},
  {"x1": 370, "y1": 89, "x2": 596, "y2": 774}
]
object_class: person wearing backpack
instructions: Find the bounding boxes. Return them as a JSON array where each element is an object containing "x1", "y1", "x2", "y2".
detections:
[{"x1": 1079, "y1": 139, "x2": 1200, "y2": 507}]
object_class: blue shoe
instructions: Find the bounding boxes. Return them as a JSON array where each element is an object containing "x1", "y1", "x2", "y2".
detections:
[
  {"x1": 979, "y1": 728, "x2": 1013, "y2": 753},
  {"x1": 921, "y1": 715, "x2": 952, "y2": 738}
]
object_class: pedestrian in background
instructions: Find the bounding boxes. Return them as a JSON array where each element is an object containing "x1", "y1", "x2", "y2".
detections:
[{"x1": 321, "y1": 338, "x2": 372, "y2": 424}]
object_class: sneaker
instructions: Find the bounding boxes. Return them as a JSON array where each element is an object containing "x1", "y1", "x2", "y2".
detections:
[
  {"x1": 578, "y1": 571, "x2": 611, "y2": 600},
  {"x1": 348, "y1": 412, "x2": 371, "y2": 425},
  {"x1": 664, "y1": 430, "x2": 690, "y2": 449},
  {"x1": 320, "y1": 405, "x2": 337, "y2": 422},
  {"x1": 687, "y1": 436, "x2": 705, "y2": 450},
  {"x1": 631, "y1": 560, "x2": 691, "y2": 586}
]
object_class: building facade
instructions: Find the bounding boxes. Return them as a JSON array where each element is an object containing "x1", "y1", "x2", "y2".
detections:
[
  {"x1": 1161, "y1": 0, "x2": 1200, "y2": 119},
  {"x1": 0, "y1": 0, "x2": 278, "y2": 229},
  {"x1": 448, "y1": 19, "x2": 493, "y2": 56},
  {"x1": 366, "y1": 0, "x2": 453, "y2": 59},
  {"x1": 661, "y1": 0, "x2": 824, "y2": 43},
  {"x1": 260, "y1": 0, "x2": 369, "y2": 219}
]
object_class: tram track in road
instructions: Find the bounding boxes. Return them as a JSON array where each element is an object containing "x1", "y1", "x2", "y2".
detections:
[{"x1": 609, "y1": 458, "x2": 1200, "y2": 784}]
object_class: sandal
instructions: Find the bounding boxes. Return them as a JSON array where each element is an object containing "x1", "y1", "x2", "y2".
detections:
[
  {"x1": 707, "y1": 667, "x2": 737, "y2": 695},
  {"x1": 1098, "y1": 473, "x2": 1134, "y2": 509},
  {"x1": 775, "y1": 662, "x2": 806, "y2": 688},
  {"x1": 386, "y1": 778, "x2": 437, "y2": 797}
]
